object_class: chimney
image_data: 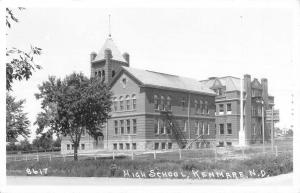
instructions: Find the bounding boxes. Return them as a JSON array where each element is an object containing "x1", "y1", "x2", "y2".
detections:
[
  {"x1": 122, "y1": 52, "x2": 130, "y2": 66},
  {"x1": 90, "y1": 52, "x2": 97, "y2": 62}
]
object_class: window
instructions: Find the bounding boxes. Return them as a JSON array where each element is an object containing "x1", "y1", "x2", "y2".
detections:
[
  {"x1": 126, "y1": 143, "x2": 130, "y2": 150},
  {"x1": 220, "y1": 124, "x2": 224, "y2": 134},
  {"x1": 200, "y1": 100, "x2": 203, "y2": 114},
  {"x1": 195, "y1": 121, "x2": 199, "y2": 135},
  {"x1": 205, "y1": 101, "x2": 209, "y2": 114},
  {"x1": 183, "y1": 120, "x2": 187, "y2": 132},
  {"x1": 102, "y1": 70, "x2": 105, "y2": 81},
  {"x1": 132, "y1": 94, "x2": 136, "y2": 110},
  {"x1": 160, "y1": 120, "x2": 165, "y2": 134},
  {"x1": 126, "y1": 95, "x2": 130, "y2": 110},
  {"x1": 71, "y1": 144, "x2": 74, "y2": 150},
  {"x1": 67, "y1": 144, "x2": 70, "y2": 150},
  {"x1": 81, "y1": 128, "x2": 86, "y2": 137},
  {"x1": 112, "y1": 70, "x2": 115, "y2": 77},
  {"x1": 202, "y1": 122, "x2": 205, "y2": 135},
  {"x1": 219, "y1": 104, "x2": 224, "y2": 113},
  {"x1": 226, "y1": 142, "x2": 232, "y2": 146},
  {"x1": 196, "y1": 142, "x2": 200, "y2": 149},
  {"x1": 194, "y1": 100, "x2": 198, "y2": 114},
  {"x1": 227, "y1": 123, "x2": 232, "y2": 134},
  {"x1": 133, "y1": 119, "x2": 137, "y2": 134},
  {"x1": 113, "y1": 97, "x2": 118, "y2": 111},
  {"x1": 207, "y1": 124, "x2": 210, "y2": 135},
  {"x1": 94, "y1": 71, "x2": 97, "y2": 77},
  {"x1": 120, "y1": 120, "x2": 124, "y2": 134},
  {"x1": 167, "y1": 96, "x2": 171, "y2": 111},
  {"x1": 219, "y1": 141, "x2": 224, "y2": 147},
  {"x1": 132, "y1": 143, "x2": 137, "y2": 150},
  {"x1": 119, "y1": 96, "x2": 124, "y2": 111},
  {"x1": 154, "y1": 95, "x2": 159, "y2": 110},
  {"x1": 227, "y1": 103, "x2": 232, "y2": 112},
  {"x1": 168, "y1": 143, "x2": 172, "y2": 149},
  {"x1": 119, "y1": 143, "x2": 123, "y2": 150},
  {"x1": 126, "y1": 119, "x2": 130, "y2": 134},
  {"x1": 204, "y1": 123, "x2": 208, "y2": 135},
  {"x1": 113, "y1": 143, "x2": 117, "y2": 150},
  {"x1": 154, "y1": 143, "x2": 159, "y2": 150},
  {"x1": 161, "y1": 96, "x2": 165, "y2": 110},
  {"x1": 181, "y1": 98, "x2": 186, "y2": 110},
  {"x1": 196, "y1": 121, "x2": 201, "y2": 136},
  {"x1": 114, "y1": 121, "x2": 118, "y2": 135},
  {"x1": 81, "y1": 144, "x2": 85, "y2": 150},
  {"x1": 161, "y1": 142, "x2": 166, "y2": 150},
  {"x1": 166, "y1": 122, "x2": 171, "y2": 134},
  {"x1": 154, "y1": 119, "x2": 159, "y2": 134}
]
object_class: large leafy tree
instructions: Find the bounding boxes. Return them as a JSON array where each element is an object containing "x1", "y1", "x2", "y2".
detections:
[
  {"x1": 6, "y1": 7, "x2": 42, "y2": 91},
  {"x1": 35, "y1": 73, "x2": 112, "y2": 160},
  {"x1": 6, "y1": 93, "x2": 30, "y2": 142}
]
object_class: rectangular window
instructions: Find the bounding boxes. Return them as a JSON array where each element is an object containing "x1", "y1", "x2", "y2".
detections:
[
  {"x1": 219, "y1": 104, "x2": 224, "y2": 113},
  {"x1": 113, "y1": 101, "x2": 118, "y2": 111},
  {"x1": 154, "y1": 119, "x2": 159, "y2": 134},
  {"x1": 120, "y1": 120, "x2": 124, "y2": 134},
  {"x1": 207, "y1": 124, "x2": 210, "y2": 135},
  {"x1": 227, "y1": 123, "x2": 232, "y2": 134},
  {"x1": 154, "y1": 96, "x2": 159, "y2": 110},
  {"x1": 126, "y1": 119, "x2": 130, "y2": 134},
  {"x1": 183, "y1": 120, "x2": 187, "y2": 132},
  {"x1": 81, "y1": 144, "x2": 85, "y2": 150},
  {"x1": 226, "y1": 142, "x2": 232, "y2": 146},
  {"x1": 67, "y1": 144, "x2": 70, "y2": 150},
  {"x1": 126, "y1": 143, "x2": 130, "y2": 150},
  {"x1": 71, "y1": 144, "x2": 74, "y2": 150},
  {"x1": 160, "y1": 120, "x2": 165, "y2": 134},
  {"x1": 202, "y1": 122, "x2": 205, "y2": 135},
  {"x1": 181, "y1": 98, "x2": 186, "y2": 110},
  {"x1": 132, "y1": 143, "x2": 137, "y2": 150},
  {"x1": 120, "y1": 100, "x2": 124, "y2": 111},
  {"x1": 126, "y1": 99, "x2": 130, "y2": 110},
  {"x1": 81, "y1": 128, "x2": 86, "y2": 137},
  {"x1": 196, "y1": 142, "x2": 200, "y2": 149},
  {"x1": 114, "y1": 121, "x2": 118, "y2": 135},
  {"x1": 227, "y1": 103, "x2": 232, "y2": 112},
  {"x1": 220, "y1": 124, "x2": 224, "y2": 134},
  {"x1": 205, "y1": 102, "x2": 208, "y2": 114},
  {"x1": 166, "y1": 122, "x2": 171, "y2": 134},
  {"x1": 113, "y1": 143, "x2": 117, "y2": 150},
  {"x1": 219, "y1": 141, "x2": 224, "y2": 147},
  {"x1": 154, "y1": 143, "x2": 159, "y2": 150},
  {"x1": 133, "y1": 119, "x2": 137, "y2": 134},
  {"x1": 161, "y1": 142, "x2": 166, "y2": 150},
  {"x1": 119, "y1": 143, "x2": 123, "y2": 150}
]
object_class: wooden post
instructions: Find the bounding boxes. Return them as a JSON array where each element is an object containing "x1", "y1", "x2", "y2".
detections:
[
  {"x1": 154, "y1": 150, "x2": 156, "y2": 160},
  {"x1": 179, "y1": 149, "x2": 182, "y2": 160},
  {"x1": 113, "y1": 151, "x2": 115, "y2": 160},
  {"x1": 275, "y1": 145, "x2": 278, "y2": 157}
]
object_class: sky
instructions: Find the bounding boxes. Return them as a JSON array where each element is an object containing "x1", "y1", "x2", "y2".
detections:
[{"x1": 5, "y1": 5, "x2": 296, "y2": 141}]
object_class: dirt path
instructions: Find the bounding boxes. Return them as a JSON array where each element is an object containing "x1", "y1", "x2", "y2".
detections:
[{"x1": 6, "y1": 173, "x2": 293, "y2": 186}]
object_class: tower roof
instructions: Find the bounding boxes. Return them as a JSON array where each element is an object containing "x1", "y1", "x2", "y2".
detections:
[{"x1": 93, "y1": 37, "x2": 127, "y2": 63}]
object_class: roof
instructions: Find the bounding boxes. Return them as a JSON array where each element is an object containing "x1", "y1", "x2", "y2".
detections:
[
  {"x1": 120, "y1": 66, "x2": 216, "y2": 95},
  {"x1": 93, "y1": 37, "x2": 127, "y2": 63},
  {"x1": 199, "y1": 76, "x2": 243, "y2": 92}
]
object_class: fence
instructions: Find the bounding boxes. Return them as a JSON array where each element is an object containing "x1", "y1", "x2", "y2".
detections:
[{"x1": 6, "y1": 144, "x2": 291, "y2": 163}]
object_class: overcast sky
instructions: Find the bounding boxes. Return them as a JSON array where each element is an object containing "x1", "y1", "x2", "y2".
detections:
[{"x1": 6, "y1": 5, "x2": 296, "y2": 141}]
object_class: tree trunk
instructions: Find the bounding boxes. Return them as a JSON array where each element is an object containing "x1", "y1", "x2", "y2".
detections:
[{"x1": 74, "y1": 144, "x2": 78, "y2": 161}]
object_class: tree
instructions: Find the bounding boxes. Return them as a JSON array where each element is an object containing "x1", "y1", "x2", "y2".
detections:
[
  {"x1": 6, "y1": 8, "x2": 42, "y2": 91},
  {"x1": 6, "y1": 93, "x2": 30, "y2": 142},
  {"x1": 35, "y1": 73, "x2": 112, "y2": 160},
  {"x1": 32, "y1": 133, "x2": 53, "y2": 151}
]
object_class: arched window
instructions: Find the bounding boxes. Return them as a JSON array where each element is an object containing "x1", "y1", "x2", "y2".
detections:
[
  {"x1": 161, "y1": 96, "x2": 165, "y2": 111},
  {"x1": 167, "y1": 96, "x2": 171, "y2": 111},
  {"x1": 119, "y1": 96, "x2": 124, "y2": 111},
  {"x1": 125, "y1": 95, "x2": 130, "y2": 110},
  {"x1": 98, "y1": 70, "x2": 101, "y2": 78},
  {"x1": 132, "y1": 94, "x2": 136, "y2": 110},
  {"x1": 154, "y1": 95, "x2": 159, "y2": 110},
  {"x1": 113, "y1": 97, "x2": 118, "y2": 111}
]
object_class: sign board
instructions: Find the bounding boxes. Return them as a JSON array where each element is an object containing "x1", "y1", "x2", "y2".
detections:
[{"x1": 266, "y1": 109, "x2": 279, "y2": 122}]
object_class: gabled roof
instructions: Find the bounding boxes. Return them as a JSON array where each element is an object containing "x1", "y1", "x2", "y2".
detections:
[
  {"x1": 115, "y1": 66, "x2": 216, "y2": 95},
  {"x1": 199, "y1": 76, "x2": 243, "y2": 92},
  {"x1": 93, "y1": 37, "x2": 127, "y2": 63}
]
